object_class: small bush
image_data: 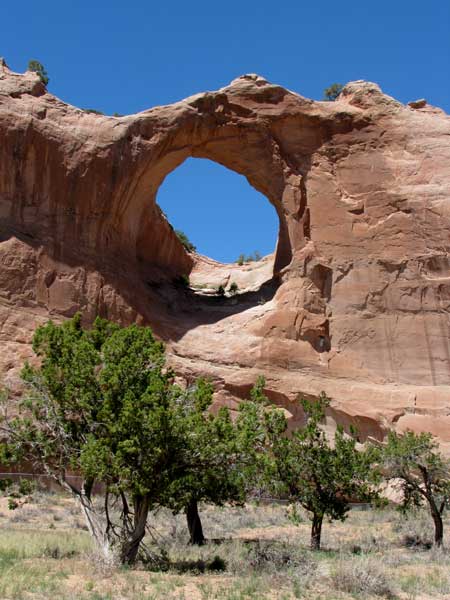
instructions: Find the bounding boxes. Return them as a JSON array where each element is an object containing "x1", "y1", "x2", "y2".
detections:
[
  {"x1": 174, "y1": 274, "x2": 190, "y2": 288},
  {"x1": 175, "y1": 230, "x2": 196, "y2": 253},
  {"x1": 323, "y1": 83, "x2": 343, "y2": 101},
  {"x1": 245, "y1": 541, "x2": 315, "y2": 575},
  {"x1": 28, "y1": 60, "x2": 49, "y2": 86},
  {"x1": 331, "y1": 556, "x2": 394, "y2": 598},
  {"x1": 7, "y1": 499, "x2": 18, "y2": 511},
  {"x1": 82, "y1": 108, "x2": 105, "y2": 115},
  {"x1": 41, "y1": 544, "x2": 76, "y2": 559},
  {"x1": 217, "y1": 285, "x2": 225, "y2": 296},
  {"x1": 394, "y1": 510, "x2": 433, "y2": 549},
  {"x1": 236, "y1": 251, "x2": 262, "y2": 264},
  {"x1": 18, "y1": 479, "x2": 35, "y2": 496},
  {"x1": 229, "y1": 282, "x2": 239, "y2": 295}
]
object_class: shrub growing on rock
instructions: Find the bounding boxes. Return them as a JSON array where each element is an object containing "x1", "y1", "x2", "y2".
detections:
[
  {"x1": 323, "y1": 83, "x2": 343, "y2": 101},
  {"x1": 175, "y1": 230, "x2": 196, "y2": 253},
  {"x1": 27, "y1": 60, "x2": 49, "y2": 86},
  {"x1": 229, "y1": 282, "x2": 239, "y2": 295}
]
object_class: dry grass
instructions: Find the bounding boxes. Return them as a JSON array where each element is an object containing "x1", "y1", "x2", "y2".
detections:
[
  {"x1": 331, "y1": 555, "x2": 394, "y2": 598},
  {"x1": 1, "y1": 493, "x2": 450, "y2": 598}
]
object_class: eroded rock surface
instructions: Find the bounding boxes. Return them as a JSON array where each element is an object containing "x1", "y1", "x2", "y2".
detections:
[{"x1": 1, "y1": 63, "x2": 450, "y2": 446}]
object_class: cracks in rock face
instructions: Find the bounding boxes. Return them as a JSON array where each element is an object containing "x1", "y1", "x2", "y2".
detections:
[
  {"x1": 299, "y1": 177, "x2": 311, "y2": 239},
  {"x1": 334, "y1": 262, "x2": 353, "y2": 285}
]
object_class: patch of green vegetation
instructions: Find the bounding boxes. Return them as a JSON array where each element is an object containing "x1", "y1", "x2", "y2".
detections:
[
  {"x1": 229, "y1": 282, "x2": 239, "y2": 295},
  {"x1": 237, "y1": 251, "x2": 261, "y2": 265},
  {"x1": 28, "y1": 59, "x2": 49, "y2": 85},
  {"x1": 323, "y1": 83, "x2": 344, "y2": 101},
  {"x1": 82, "y1": 108, "x2": 105, "y2": 115},
  {"x1": 175, "y1": 229, "x2": 196, "y2": 253}
]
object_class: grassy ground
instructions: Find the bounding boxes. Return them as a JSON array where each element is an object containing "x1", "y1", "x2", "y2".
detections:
[{"x1": 1, "y1": 492, "x2": 450, "y2": 599}]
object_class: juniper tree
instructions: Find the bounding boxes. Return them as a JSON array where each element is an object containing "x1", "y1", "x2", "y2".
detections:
[
  {"x1": 0, "y1": 315, "x2": 190, "y2": 565},
  {"x1": 166, "y1": 379, "x2": 259, "y2": 545},
  {"x1": 260, "y1": 390, "x2": 379, "y2": 550},
  {"x1": 383, "y1": 430, "x2": 450, "y2": 547}
]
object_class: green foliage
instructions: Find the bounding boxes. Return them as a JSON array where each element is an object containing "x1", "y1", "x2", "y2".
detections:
[
  {"x1": 217, "y1": 285, "x2": 225, "y2": 296},
  {"x1": 82, "y1": 108, "x2": 105, "y2": 115},
  {"x1": 27, "y1": 60, "x2": 49, "y2": 86},
  {"x1": 176, "y1": 274, "x2": 190, "y2": 287},
  {"x1": 237, "y1": 251, "x2": 262, "y2": 264},
  {"x1": 175, "y1": 230, "x2": 196, "y2": 253},
  {"x1": 383, "y1": 430, "x2": 450, "y2": 545},
  {"x1": 229, "y1": 282, "x2": 239, "y2": 295},
  {"x1": 165, "y1": 378, "x2": 258, "y2": 515},
  {"x1": 0, "y1": 315, "x2": 267, "y2": 562},
  {"x1": 0, "y1": 315, "x2": 185, "y2": 563},
  {"x1": 0, "y1": 476, "x2": 35, "y2": 511},
  {"x1": 5, "y1": 315, "x2": 174, "y2": 503},
  {"x1": 7, "y1": 498, "x2": 18, "y2": 511},
  {"x1": 261, "y1": 392, "x2": 379, "y2": 549},
  {"x1": 323, "y1": 83, "x2": 344, "y2": 101},
  {"x1": 17, "y1": 479, "x2": 35, "y2": 496}
]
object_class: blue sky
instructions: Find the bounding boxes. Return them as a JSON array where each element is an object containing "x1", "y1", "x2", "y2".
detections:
[{"x1": 3, "y1": 0, "x2": 449, "y2": 262}]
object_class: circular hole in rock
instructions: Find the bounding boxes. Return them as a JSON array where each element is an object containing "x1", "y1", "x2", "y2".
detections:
[{"x1": 157, "y1": 157, "x2": 279, "y2": 294}]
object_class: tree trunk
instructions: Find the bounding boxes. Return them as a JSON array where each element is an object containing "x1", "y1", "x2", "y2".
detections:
[
  {"x1": 431, "y1": 507, "x2": 444, "y2": 547},
  {"x1": 186, "y1": 499, "x2": 205, "y2": 545},
  {"x1": 120, "y1": 495, "x2": 150, "y2": 565},
  {"x1": 310, "y1": 513, "x2": 323, "y2": 550},
  {"x1": 76, "y1": 493, "x2": 115, "y2": 564}
]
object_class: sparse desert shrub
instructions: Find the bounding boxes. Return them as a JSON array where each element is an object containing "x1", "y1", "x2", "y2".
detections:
[
  {"x1": 236, "y1": 251, "x2": 262, "y2": 264},
  {"x1": 28, "y1": 59, "x2": 49, "y2": 85},
  {"x1": 175, "y1": 229, "x2": 196, "y2": 252},
  {"x1": 345, "y1": 537, "x2": 380, "y2": 556},
  {"x1": 245, "y1": 541, "x2": 314, "y2": 575},
  {"x1": 246, "y1": 251, "x2": 262, "y2": 262},
  {"x1": 229, "y1": 282, "x2": 239, "y2": 295},
  {"x1": 331, "y1": 555, "x2": 394, "y2": 598},
  {"x1": 175, "y1": 274, "x2": 190, "y2": 287},
  {"x1": 323, "y1": 83, "x2": 343, "y2": 101},
  {"x1": 394, "y1": 510, "x2": 433, "y2": 549},
  {"x1": 82, "y1": 108, "x2": 105, "y2": 115}
]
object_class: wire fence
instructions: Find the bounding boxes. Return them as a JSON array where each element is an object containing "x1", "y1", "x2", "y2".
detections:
[{"x1": 0, "y1": 472, "x2": 373, "y2": 509}]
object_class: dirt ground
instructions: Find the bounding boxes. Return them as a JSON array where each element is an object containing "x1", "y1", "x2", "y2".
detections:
[{"x1": 0, "y1": 491, "x2": 449, "y2": 599}]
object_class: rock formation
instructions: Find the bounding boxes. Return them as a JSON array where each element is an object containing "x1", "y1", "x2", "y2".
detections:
[{"x1": 1, "y1": 60, "x2": 450, "y2": 446}]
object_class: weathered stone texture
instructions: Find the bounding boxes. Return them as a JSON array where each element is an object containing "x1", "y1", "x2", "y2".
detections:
[{"x1": 1, "y1": 64, "x2": 450, "y2": 446}]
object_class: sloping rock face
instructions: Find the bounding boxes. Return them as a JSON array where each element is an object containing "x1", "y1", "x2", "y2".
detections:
[{"x1": 1, "y1": 60, "x2": 450, "y2": 446}]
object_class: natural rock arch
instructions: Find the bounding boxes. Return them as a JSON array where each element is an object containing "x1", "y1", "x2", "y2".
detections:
[
  {"x1": 2, "y1": 62, "x2": 450, "y2": 449},
  {"x1": 102, "y1": 76, "x2": 314, "y2": 279}
]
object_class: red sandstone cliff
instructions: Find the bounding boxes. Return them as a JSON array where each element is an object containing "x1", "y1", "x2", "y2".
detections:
[{"x1": 1, "y1": 60, "x2": 450, "y2": 446}]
